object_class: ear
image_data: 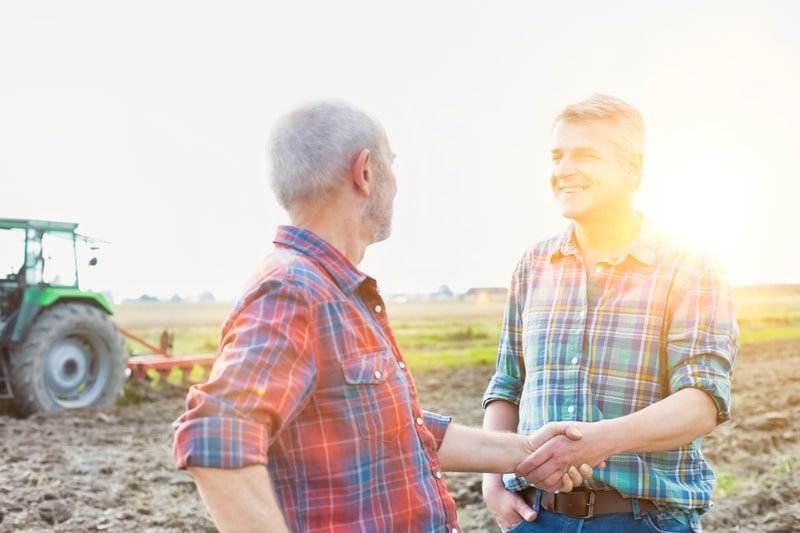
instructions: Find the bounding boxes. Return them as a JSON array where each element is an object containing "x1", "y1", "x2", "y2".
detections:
[
  {"x1": 626, "y1": 154, "x2": 643, "y2": 190},
  {"x1": 350, "y1": 149, "x2": 372, "y2": 198}
]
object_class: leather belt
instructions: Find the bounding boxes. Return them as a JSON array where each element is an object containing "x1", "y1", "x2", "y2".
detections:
[{"x1": 520, "y1": 488, "x2": 657, "y2": 519}]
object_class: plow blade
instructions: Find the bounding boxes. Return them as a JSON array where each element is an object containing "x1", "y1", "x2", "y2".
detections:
[{"x1": 126, "y1": 353, "x2": 217, "y2": 382}]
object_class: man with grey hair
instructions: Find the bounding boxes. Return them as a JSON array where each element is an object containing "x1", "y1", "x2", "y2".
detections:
[
  {"x1": 172, "y1": 99, "x2": 596, "y2": 532},
  {"x1": 482, "y1": 94, "x2": 737, "y2": 532}
]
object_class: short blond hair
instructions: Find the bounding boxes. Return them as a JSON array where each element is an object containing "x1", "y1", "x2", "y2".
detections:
[{"x1": 554, "y1": 94, "x2": 645, "y2": 175}]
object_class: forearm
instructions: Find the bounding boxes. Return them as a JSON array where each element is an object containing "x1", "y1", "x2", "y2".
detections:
[
  {"x1": 189, "y1": 465, "x2": 289, "y2": 533},
  {"x1": 591, "y1": 388, "x2": 719, "y2": 456},
  {"x1": 481, "y1": 400, "x2": 520, "y2": 486},
  {"x1": 438, "y1": 423, "x2": 526, "y2": 473}
]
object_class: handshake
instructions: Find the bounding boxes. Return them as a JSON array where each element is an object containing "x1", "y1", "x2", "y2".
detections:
[
  {"x1": 481, "y1": 421, "x2": 609, "y2": 530},
  {"x1": 512, "y1": 421, "x2": 608, "y2": 492}
]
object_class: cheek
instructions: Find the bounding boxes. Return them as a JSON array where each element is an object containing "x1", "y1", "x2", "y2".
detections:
[{"x1": 549, "y1": 173, "x2": 559, "y2": 192}]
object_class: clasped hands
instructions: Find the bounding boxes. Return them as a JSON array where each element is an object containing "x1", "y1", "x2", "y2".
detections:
[{"x1": 513, "y1": 421, "x2": 608, "y2": 493}]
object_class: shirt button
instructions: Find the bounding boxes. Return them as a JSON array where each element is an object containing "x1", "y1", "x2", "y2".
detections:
[
  {"x1": 567, "y1": 405, "x2": 575, "y2": 414},
  {"x1": 594, "y1": 265, "x2": 603, "y2": 273},
  {"x1": 435, "y1": 471, "x2": 442, "y2": 479},
  {"x1": 571, "y1": 357, "x2": 578, "y2": 365},
  {"x1": 416, "y1": 417, "x2": 423, "y2": 426},
  {"x1": 579, "y1": 310, "x2": 586, "y2": 318},
  {"x1": 398, "y1": 361, "x2": 406, "y2": 369},
  {"x1": 374, "y1": 304, "x2": 383, "y2": 313},
  {"x1": 374, "y1": 370, "x2": 382, "y2": 379}
]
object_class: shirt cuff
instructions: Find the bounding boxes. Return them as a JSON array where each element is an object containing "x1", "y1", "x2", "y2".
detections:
[
  {"x1": 422, "y1": 410, "x2": 452, "y2": 450},
  {"x1": 670, "y1": 369, "x2": 732, "y2": 423},
  {"x1": 482, "y1": 372, "x2": 524, "y2": 408},
  {"x1": 173, "y1": 416, "x2": 270, "y2": 469}
]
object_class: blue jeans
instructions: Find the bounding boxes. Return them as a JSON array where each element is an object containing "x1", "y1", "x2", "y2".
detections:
[
  {"x1": 503, "y1": 491, "x2": 694, "y2": 533},
  {"x1": 503, "y1": 510, "x2": 693, "y2": 532}
]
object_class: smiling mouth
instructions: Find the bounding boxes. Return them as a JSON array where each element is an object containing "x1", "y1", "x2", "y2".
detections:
[{"x1": 560, "y1": 185, "x2": 588, "y2": 193}]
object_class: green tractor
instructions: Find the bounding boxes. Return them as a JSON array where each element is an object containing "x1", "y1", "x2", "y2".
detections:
[{"x1": 0, "y1": 218, "x2": 126, "y2": 415}]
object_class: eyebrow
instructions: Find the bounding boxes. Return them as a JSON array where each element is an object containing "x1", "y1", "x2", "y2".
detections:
[{"x1": 551, "y1": 147, "x2": 600, "y2": 157}]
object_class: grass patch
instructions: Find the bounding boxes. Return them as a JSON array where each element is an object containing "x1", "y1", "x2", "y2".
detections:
[
  {"x1": 404, "y1": 346, "x2": 498, "y2": 370},
  {"x1": 739, "y1": 326, "x2": 800, "y2": 344},
  {"x1": 771, "y1": 456, "x2": 797, "y2": 477},
  {"x1": 123, "y1": 327, "x2": 219, "y2": 356},
  {"x1": 714, "y1": 472, "x2": 740, "y2": 497},
  {"x1": 114, "y1": 290, "x2": 800, "y2": 375}
]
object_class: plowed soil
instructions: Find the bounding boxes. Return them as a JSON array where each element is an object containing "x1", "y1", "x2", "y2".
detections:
[{"x1": 1, "y1": 340, "x2": 797, "y2": 532}]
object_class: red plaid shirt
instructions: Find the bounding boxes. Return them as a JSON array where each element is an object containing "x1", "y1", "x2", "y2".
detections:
[{"x1": 173, "y1": 225, "x2": 459, "y2": 532}]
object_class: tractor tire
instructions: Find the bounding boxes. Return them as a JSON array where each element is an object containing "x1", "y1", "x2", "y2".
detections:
[{"x1": 9, "y1": 302, "x2": 127, "y2": 416}]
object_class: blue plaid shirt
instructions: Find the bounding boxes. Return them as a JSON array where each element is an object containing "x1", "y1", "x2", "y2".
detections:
[{"x1": 483, "y1": 220, "x2": 738, "y2": 530}]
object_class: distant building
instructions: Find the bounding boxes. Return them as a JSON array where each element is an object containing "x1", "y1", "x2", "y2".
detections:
[
  {"x1": 430, "y1": 285, "x2": 456, "y2": 301},
  {"x1": 197, "y1": 291, "x2": 215, "y2": 302},
  {"x1": 462, "y1": 287, "x2": 508, "y2": 303}
]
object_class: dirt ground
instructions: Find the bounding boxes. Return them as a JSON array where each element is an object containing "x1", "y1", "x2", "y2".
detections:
[{"x1": 1, "y1": 340, "x2": 798, "y2": 532}]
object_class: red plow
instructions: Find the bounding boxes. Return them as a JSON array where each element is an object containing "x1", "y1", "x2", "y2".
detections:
[{"x1": 120, "y1": 327, "x2": 217, "y2": 383}]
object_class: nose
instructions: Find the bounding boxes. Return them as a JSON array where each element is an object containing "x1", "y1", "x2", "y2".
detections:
[{"x1": 554, "y1": 155, "x2": 575, "y2": 179}]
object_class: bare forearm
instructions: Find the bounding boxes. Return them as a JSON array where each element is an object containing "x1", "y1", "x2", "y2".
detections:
[
  {"x1": 592, "y1": 388, "x2": 718, "y2": 455},
  {"x1": 189, "y1": 465, "x2": 289, "y2": 533},
  {"x1": 480, "y1": 400, "x2": 520, "y2": 486},
  {"x1": 438, "y1": 422, "x2": 526, "y2": 473},
  {"x1": 483, "y1": 400, "x2": 519, "y2": 433}
]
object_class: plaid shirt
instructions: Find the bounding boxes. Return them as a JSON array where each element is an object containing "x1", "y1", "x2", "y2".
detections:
[
  {"x1": 174, "y1": 226, "x2": 459, "y2": 532},
  {"x1": 483, "y1": 219, "x2": 737, "y2": 528}
]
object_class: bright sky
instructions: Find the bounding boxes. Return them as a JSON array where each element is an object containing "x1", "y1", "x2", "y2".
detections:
[{"x1": 1, "y1": 1, "x2": 798, "y2": 301}]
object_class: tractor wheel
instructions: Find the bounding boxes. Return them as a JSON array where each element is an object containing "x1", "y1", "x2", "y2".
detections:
[{"x1": 9, "y1": 303, "x2": 127, "y2": 416}]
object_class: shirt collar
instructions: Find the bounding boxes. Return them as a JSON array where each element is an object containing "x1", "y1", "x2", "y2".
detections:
[
  {"x1": 625, "y1": 217, "x2": 661, "y2": 266},
  {"x1": 273, "y1": 225, "x2": 368, "y2": 295},
  {"x1": 549, "y1": 223, "x2": 580, "y2": 262},
  {"x1": 548, "y1": 215, "x2": 661, "y2": 267}
]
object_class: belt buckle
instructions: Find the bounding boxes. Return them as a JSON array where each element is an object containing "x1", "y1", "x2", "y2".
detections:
[{"x1": 572, "y1": 491, "x2": 596, "y2": 519}]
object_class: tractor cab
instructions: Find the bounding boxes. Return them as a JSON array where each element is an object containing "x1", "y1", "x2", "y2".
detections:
[
  {"x1": 0, "y1": 219, "x2": 124, "y2": 415},
  {"x1": 1, "y1": 220, "x2": 87, "y2": 323}
]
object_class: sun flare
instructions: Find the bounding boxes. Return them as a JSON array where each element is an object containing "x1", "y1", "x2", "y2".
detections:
[{"x1": 639, "y1": 158, "x2": 752, "y2": 258}]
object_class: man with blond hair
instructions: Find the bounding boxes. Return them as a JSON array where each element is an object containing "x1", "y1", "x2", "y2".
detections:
[
  {"x1": 172, "y1": 99, "x2": 596, "y2": 532},
  {"x1": 482, "y1": 94, "x2": 737, "y2": 532}
]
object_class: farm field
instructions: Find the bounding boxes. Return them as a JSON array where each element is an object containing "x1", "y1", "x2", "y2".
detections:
[{"x1": 1, "y1": 286, "x2": 799, "y2": 531}]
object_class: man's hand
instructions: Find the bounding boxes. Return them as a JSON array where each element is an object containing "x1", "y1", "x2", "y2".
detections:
[
  {"x1": 517, "y1": 422, "x2": 599, "y2": 492},
  {"x1": 483, "y1": 464, "x2": 589, "y2": 530},
  {"x1": 514, "y1": 422, "x2": 609, "y2": 489},
  {"x1": 483, "y1": 482, "x2": 536, "y2": 531}
]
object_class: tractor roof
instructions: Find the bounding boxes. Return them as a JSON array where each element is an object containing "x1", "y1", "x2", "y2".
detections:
[{"x1": 0, "y1": 218, "x2": 79, "y2": 233}]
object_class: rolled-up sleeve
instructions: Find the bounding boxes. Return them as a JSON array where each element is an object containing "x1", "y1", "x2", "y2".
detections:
[
  {"x1": 483, "y1": 257, "x2": 526, "y2": 408},
  {"x1": 173, "y1": 278, "x2": 315, "y2": 469},
  {"x1": 666, "y1": 260, "x2": 738, "y2": 424},
  {"x1": 422, "y1": 410, "x2": 452, "y2": 450}
]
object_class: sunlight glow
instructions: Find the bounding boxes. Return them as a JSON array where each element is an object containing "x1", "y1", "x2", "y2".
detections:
[{"x1": 641, "y1": 158, "x2": 751, "y2": 251}]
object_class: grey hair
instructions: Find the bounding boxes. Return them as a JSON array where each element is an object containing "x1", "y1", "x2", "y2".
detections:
[
  {"x1": 269, "y1": 99, "x2": 386, "y2": 211},
  {"x1": 554, "y1": 94, "x2": 645, "y2": 175}
]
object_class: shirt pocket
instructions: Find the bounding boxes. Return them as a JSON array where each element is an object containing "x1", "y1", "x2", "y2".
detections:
[{"x1": 338, "y1": 349, "x2": 412, "y2": 443}]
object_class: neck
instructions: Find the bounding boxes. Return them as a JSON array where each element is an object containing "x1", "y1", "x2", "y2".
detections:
[
  {"x1": 290, "y1": 201, "x2": 372, "y2": 266},
  {"x1": 574, "y1": 205, "x2": 641, "y2": 259}
]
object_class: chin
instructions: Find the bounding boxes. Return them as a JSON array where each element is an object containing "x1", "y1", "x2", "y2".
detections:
[
  {"x1": 379, "y1": 228, "x2": 392, "y2": 242},
  {"x1": 559, "y1": 204, "x2": 585, "y2": 221},
  {"x1": 559, "y1": 197, "x2": 602, "y2": 222},
  {"x1": 372, "y1": 224, "x2": 392, "y2": 243}
]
